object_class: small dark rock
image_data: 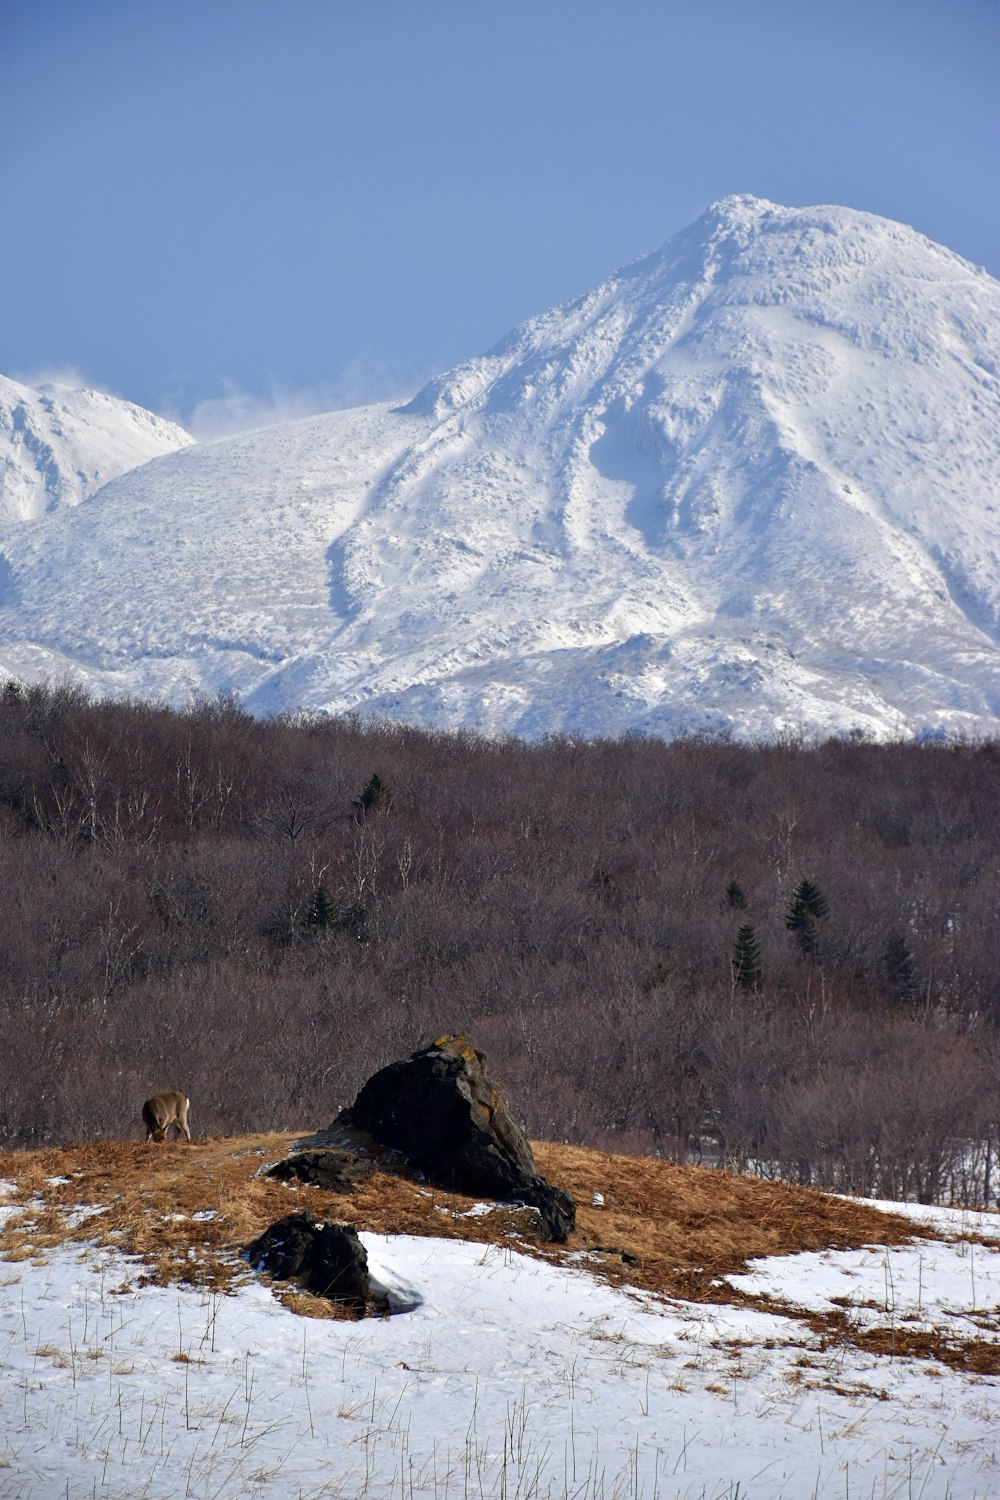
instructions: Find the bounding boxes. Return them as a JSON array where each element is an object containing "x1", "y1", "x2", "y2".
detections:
[
  {"x1": 593, "y1": 1244, "x2": 640, "y2": 1266},
  {"x1": 246, "y1": 1213, "x2": 369, "y2": 1309},
  {"x1": 267, "y1": 1149, "x2": 375, "y2": 1193},
  {"x1": 339, "y1": 1034, "x2": 576, "y2": 1242}
]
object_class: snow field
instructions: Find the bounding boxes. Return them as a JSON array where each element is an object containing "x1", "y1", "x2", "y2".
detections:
[{"x1": 0, "y1": 1222, "x2": 997, "y2": 1499}]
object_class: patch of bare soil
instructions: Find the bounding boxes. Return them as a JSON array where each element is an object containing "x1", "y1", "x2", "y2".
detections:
[{"x1": 1, "y1": 1132, "x2": 997, "y2": 1373}]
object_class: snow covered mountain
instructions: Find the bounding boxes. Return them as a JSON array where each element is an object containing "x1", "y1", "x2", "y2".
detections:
[
  {"x1": 0, "y1": 373, "x2": 193, "y2": 525},
  {"x1": 1, "y1": 195, "x2": 998, "y2": 739}
]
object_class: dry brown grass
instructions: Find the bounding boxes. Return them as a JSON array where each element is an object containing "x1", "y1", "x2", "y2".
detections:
[
  {"x1": 2, "y1": 1130, "x2": 997, "y2": 1373},
  {"x1": 533, "y1": 1142, "x2": 928, "y2": 1298},
  {"x1": 784, "y1": 1306, "x2": 1000, "y2": 1376},
  {"x1": 275, "y1": 1288, "x2": 363, "y2": 1321}
]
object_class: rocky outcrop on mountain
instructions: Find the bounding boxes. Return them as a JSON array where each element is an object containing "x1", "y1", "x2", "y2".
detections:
[{"x1": 339, "y1": 1035, "x2": 576, "y2": 1242}]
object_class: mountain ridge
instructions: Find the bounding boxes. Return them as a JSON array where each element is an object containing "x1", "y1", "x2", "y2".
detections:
[
  {"x1": 1, "y1": 195, "x2": 998, "y2": 740},
  {"x1": 0, "y1": 373, "x2": 193, "y2": 525}
]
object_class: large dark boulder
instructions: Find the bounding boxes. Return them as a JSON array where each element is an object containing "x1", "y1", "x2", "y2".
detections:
[
  {"x1": 339, "y1": 1035, "x2": 576, "y2": 1242},
  {"x1": 246, "y1": 1213, "x2": 370, "y2": 1309}
]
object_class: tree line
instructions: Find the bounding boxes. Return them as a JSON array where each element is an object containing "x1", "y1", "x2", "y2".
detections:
[{"x1": 0, "y1": 681, "x2": 997, "y2": 1206}]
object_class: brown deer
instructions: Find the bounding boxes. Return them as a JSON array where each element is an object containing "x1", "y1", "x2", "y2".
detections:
[{"x1": 142, "y1": 1091, "x2": 191, "y2": 1143}]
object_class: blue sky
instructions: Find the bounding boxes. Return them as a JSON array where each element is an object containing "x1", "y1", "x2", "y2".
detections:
[{"x1": 2, "y1": 0, "x2": 996, "y2": 435}]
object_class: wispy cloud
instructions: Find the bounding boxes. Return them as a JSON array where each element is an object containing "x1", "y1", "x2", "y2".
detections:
[
  {"x1": 8, "y1": 358, "x2": 436, "y2": 440},
  {"x1": 10, "y1": 364, "x2": 115, "y2": 395},
  {"x1": 180, "y1": 357, "x2": 431, "y2": 441}
]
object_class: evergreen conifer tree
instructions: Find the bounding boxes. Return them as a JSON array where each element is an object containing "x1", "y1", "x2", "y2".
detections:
[
  {"x1": 883, "y1": 929, "x2": 919, "y2": 1004},
  {"x1": 353, "y1": 773, "x2": 394, "y2": 814},
  {"x1": 725, "y1": 879, "x2": 747, "y2": 910},
  {"x1": 732, "y1": 923, "x2": 763, "y2": 989},
  {"x1": 307, "y1": 883, "x2": 333, "y2": 928},
  {"x1": 785, "y1": 878, "x2": 829, "y2": 960}
]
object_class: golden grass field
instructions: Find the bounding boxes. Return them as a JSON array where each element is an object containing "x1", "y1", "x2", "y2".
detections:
[{"x1": 2, "y1": 1130, "x2": 997, "y2": 1374}]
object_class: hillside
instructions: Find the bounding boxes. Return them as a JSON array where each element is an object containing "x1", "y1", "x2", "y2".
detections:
[
  {"x1": 1, "y1": 686, "x2": 997, "y2": 1204},
  {"x1": 1, "y1": 1132, "x2": 998, "y2": 1497},
  {"x1": 1, "y1": 196, "x2": 999, "y2": 738}
]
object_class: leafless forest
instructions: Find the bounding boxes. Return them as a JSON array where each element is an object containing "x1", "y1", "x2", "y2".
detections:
[{"x1": 1, "y1": 682, "x2": 997, "y2": 1206}]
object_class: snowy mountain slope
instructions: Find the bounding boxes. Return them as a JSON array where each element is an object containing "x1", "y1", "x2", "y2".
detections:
[
  {"x1": 0, "y1": 373, "x2": 193, "y2": 525},
  {"x1": 1, "y1": 196, "x2": 999, "y2": 738},
  {"x1": 0, "y1": 400, "x2": 428, "y2": 700}
]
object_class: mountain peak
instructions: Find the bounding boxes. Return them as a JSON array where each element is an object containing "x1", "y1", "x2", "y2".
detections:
[
  {"x1": 697, "y1": 191, "x2": 782, "y2": 230},
  {"x1": 0, "y1": 374, "x2": 193, "y2": 523},
  {"x1": 0, "y1": 200, "x2": 998, "y2": 741}
]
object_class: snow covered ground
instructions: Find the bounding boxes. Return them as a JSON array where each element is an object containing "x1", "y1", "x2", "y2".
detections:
[{"x1": 1, "y1": 1202, "x2": 997, "y2": 1499}]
